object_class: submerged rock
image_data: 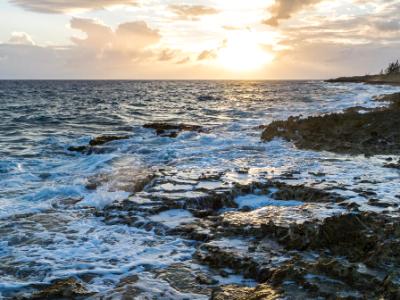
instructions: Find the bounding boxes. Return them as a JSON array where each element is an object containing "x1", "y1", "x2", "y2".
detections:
[
  {"x1": 68, "y1": 134, "x2": 129, "y2": 154},
  {"x1": 88, "y1": 135, "x2": 129, "y2": 146},
  {"x1": 143, "y1": 122, "x2": 204, "y2": 137},
  {"x1": 261, "y1": 92, "x2": 400, "y2": 156}
]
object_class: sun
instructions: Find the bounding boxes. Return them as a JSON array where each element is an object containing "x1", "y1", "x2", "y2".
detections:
[{"x1": 217, "y1": 33, "x2": 274, "y2": 72}]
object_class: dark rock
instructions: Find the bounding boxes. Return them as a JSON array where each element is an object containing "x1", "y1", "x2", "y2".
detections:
[
  {"x1": 327, "y1": 74, "x2": 400, "y2": 85},
  {"x1": 29, "y1": 278, "x2": 93, "y2": 299},
  {"x1": 89, "y1": 135, "x2": 129, "y2": 146},
  {"x1": 68, "y1": 135, "x2": 129, "y2": 154},
  {"x1": 154, "y1": 264, "x2": 214, "y2": 295},
  {"x1": 143, "y1": 123, "x2": 203, "y2": 137},
  {"x1": 211, "y1": 284, "x2": 282, "y2": 300},
  {"x1": 198, "y1": 95, "x2": 217, "y2": 101},
  {"x1": 67, "y1": 145, "x2": 89, "y2": 153},
  {"x1": 261, "y1": 92, "x2": 400, "y2": 156}
]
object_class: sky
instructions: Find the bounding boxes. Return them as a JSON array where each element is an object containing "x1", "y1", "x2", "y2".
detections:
[{"x1": 0, "y1": 0, "x2": 399, "y2": 79}]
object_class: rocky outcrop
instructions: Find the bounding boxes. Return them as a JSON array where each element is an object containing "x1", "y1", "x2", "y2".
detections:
[
  {"x1": 211, "y1": 284, "x2": 281, "y2": 300},
  {"x1": 261, "y1": 92, "x2": 400, "y2": 156},
  {"x1": 68, "y1": 135, "x2": 129, "y2": 154},
  {"x1": 28, "y1": 278, "x2": 93, "y2": 299},
  {"x1": 143, "y1": 123, "x2": 204, "y2": 138},
  {"x1": 327, "y1": 73, "x2": 400, "y2": 85},
  {"x1": 195, "y1": 212, "x2": 400, "y2": 299}
]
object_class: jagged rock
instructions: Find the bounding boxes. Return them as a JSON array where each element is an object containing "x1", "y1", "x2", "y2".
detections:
[
  {"x1": 327, "y1": 74, "x2": 400, "y2": 85},
  {"x1": 261, "y1": 92, "x2": 400, "y2": 156},
  {"x1": 68, "y1": 135, "x2": 129, "y2": 154},
  {"x1": 211, "y1": 284, "x2": 282, "y2": 300},
  {"x1": 143, "y1": 123, "x2": 204, "y2": 137},
  {"x1": 154, "y1": 264, "x2": 215, "y2": 295},
  {"x1": 89, "y1": 135, "x2": 129, "y2": 146},
  {"x1": 29, "y1": 278, "x2": 93, "y2": 299}
]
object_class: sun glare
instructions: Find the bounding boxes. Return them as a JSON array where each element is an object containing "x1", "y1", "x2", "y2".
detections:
[{"x1": 217, "y1": 33, "x2": 274, "y2": 72}]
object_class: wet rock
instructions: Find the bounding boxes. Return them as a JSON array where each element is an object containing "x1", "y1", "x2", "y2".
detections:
[
  {"x1": 261, "y1": 92, "x2": 400, "y2": 156},
  {"x1": 194, "y1": 207, "x2": 400, "y2": 298},
  {"x1": 68, "y1": 135, "x2": 129, "y2": 154},
  {"x1": 143, "y1": 123, "x2": 204, "y2": 137},
  {"x1": 85, "y1": 166, "x2": 155, "y2": 193},
  {"x1": 51, "y1": 197, "x2": 83, "y2": 209},
  {"x1": 155, "y1": 264, "x2": 215, "y2": 295},
  {"x1": 67, "y1": 145, "x2": 88, "y2": 153},
  {"x1": 89, "y1": 135, "x2": 129, "y2": 146},
  {"x1": 211, "y1": 284, "x2": 282, "y2": 300},
  {"x1": 383, "y1": 159, "x2": 400, "y2": 169},
  {"x1": 198, "y1": 95, "x2": 217, "y2": 101},
  {"x1": 29, "y1": 278, "x2": 93, "y2": 299}
]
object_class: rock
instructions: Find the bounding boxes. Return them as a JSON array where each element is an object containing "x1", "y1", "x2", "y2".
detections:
[
  {"x1": 67, "y1": 145, "x2": 88, "y2": 153},
  {"x1": 88, "y1": 135, "x2": 129, "y2": 146},
  {"x1": 211, "y1": 284, "x2": 281, "y2": 300},
  {"x1": 261, "y1": 92, "x2": 400, "y2": 156},
  {"x1": 155, "y1": 264, "x2": 215, "y2": 295},
  {"x1": 68, "y1": 135, "x2": 129, "y2": 154},
  {"x1": 383, "y1": 159, "x2": 400, "y2": 169},
  {"x1": 198, "y1": 95, "x2": 217, "y2": 101},
  {"x1": 326, "y1": 74, "x2": 400, "y2": 85},
  {"x1": 29, "y1": 278, "x2": 93, "y2": 299},
  {"x1": 143, "y1": 123, "x2": 203, "y2": 137}
]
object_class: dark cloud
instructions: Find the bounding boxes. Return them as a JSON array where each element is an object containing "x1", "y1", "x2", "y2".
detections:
[
  {"x1": 169, "y1": 4, "x2": 219, "y2": 20},
  {"x1": 264, "y1": 0, "x2": 323, "y2": 26},
  {"x1": 9, "y1": 0, "x2": 138, "y2": 14}
]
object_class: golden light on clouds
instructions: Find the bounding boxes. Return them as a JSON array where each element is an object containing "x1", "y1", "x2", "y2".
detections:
[
  {"x1": 1, "y1": 0, "x2": 399, "y2": 79},
  {"x1": 217, "y1": 33, "x2": 274, "y2": 72}
]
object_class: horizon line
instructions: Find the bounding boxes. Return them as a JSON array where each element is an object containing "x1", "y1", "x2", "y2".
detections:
[{"x1": 0, "y1": 78, "x2": 329, "y2": 81}]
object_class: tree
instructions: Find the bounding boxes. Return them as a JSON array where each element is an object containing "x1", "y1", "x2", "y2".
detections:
[{"x1": 385, "y1": 60, "x2": 400, "y2": 75}]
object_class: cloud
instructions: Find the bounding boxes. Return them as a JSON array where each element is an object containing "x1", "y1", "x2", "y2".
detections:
[
  {"x1": 70, "y1": 18, "x2": 160, "y2": 53},
  {"x1": 197, "y1": 49, "x2": 217, "y2": 61},
  {"x1": 115, "y1": 21, "x2": 161, "y2": 50},
  {"x1": 8, "y1": 32, "x2": 35, "y2": 45},
  {"x1": 9, "y1": 0, "x2": 138, "y2": 14},
  {"x1": 176, "y1": 57, "x2": 190, "y2": 64},
  {"x1": 169, "y1": 4, "x2": 219, "y2": 20},
  {"x1": 158, "y1": 49, "x2": 176, "y2": 61},
  {"x1": 70, "y1": 18, "x2": 113, "y2": 49},
  {"x1": 264, "y1": 0, "x2": 323, "y2": 26}
]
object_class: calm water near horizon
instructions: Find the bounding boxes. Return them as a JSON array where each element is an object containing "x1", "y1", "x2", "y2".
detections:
[{"x1": 1, "y1": 80, "x2": 400, "y2": 298}]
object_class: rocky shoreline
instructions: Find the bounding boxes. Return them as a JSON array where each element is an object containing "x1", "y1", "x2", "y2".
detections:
[
  {"x1": 327, "y1": 74, "x2": 400, "y2": 85},
  {"x1": 12, "y1": 92, "x2": 400, "y2": 299},
  {"x1": 261, "y1": 92, "x2": 400, "y2": 156}
]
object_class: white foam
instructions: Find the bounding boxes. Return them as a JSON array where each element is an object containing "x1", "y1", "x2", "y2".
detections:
[
  {"x1": 149, "y1": 209, "x2": 195, "y2": 228},
  {"x1": 235, "y1": 194, "x2": 303, "y2": 209},
  {"x1": 80, "y1": 190, "x2": 130, "y2": 209}
]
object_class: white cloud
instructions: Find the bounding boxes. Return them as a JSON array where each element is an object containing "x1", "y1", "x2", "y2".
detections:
[{"x1": 8, "y1": 32, "x2": 35, "y2": 45}]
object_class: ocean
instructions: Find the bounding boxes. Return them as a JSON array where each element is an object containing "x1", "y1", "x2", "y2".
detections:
[{"x1": 1, "y1": 80, "x2": 399, "y2": 298}]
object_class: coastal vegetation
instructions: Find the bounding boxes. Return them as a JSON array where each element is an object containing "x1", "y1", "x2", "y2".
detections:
[{"x1": 328, "y1": 60, "x2": 400, "y2": 84}]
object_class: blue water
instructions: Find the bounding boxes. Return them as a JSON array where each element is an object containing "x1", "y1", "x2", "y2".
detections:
[{"x1": 1, "y1": 80, "x2": 399, "y2": 298}]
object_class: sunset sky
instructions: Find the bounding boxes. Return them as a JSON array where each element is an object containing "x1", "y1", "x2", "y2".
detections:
[{"x1": 0, "y1": 0, "x2": 399, "y2": 79}]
